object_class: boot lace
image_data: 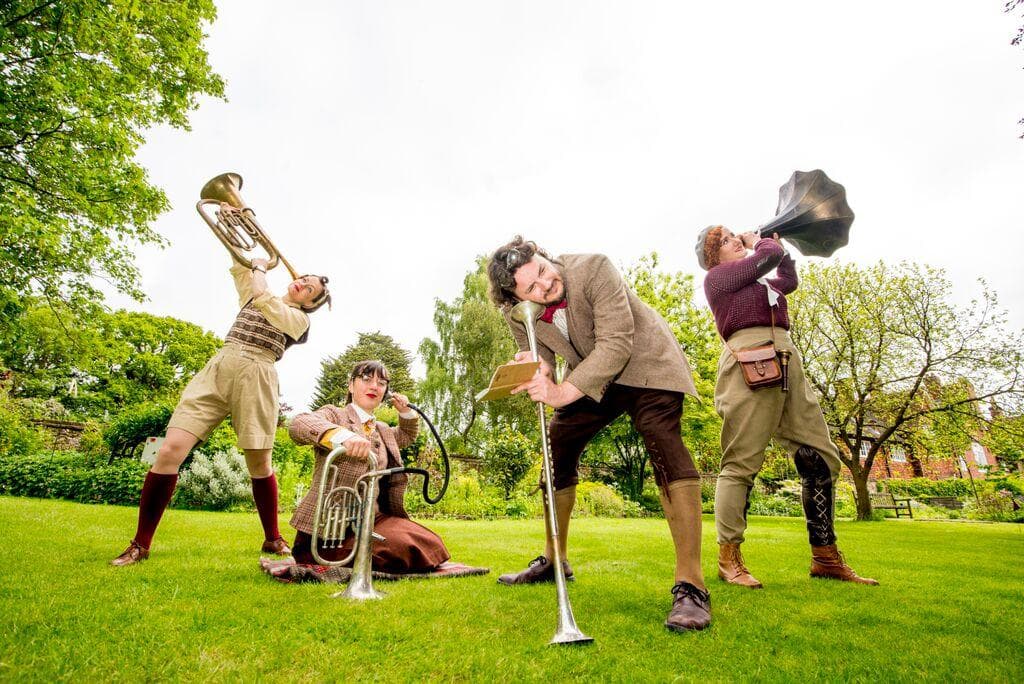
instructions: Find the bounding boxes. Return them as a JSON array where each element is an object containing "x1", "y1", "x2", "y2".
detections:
[{"x1": 670, "y1": 581, "x2": 710, "y2": 607}]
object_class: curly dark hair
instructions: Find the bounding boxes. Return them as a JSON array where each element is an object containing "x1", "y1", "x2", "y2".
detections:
[{"x1": 486, "y1": 235, "x2": 555, "y2": 308}]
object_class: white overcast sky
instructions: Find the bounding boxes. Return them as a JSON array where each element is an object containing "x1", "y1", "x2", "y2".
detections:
[{"x1": 110, "y1": 1, "x2": 1024, "y2": 412}]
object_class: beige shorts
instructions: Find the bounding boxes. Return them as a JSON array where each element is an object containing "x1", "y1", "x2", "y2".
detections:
[{"x1": 168, "y1": 344, "x2": 280, "y2": 450}]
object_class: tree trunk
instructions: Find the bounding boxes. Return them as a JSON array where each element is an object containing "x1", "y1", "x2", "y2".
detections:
[{"x1": 852, "y1": 467, "x2": 873, "y2": 520}]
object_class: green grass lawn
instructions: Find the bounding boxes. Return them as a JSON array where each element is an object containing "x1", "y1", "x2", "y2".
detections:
[{"x1": 1, "y1": 496, "x2": 1021, "y2": 682}]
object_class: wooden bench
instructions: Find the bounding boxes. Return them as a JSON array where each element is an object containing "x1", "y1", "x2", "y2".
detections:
[
  {"x1": 921, "y1": 496, "x2": 964, "y2": 510},
  {"x1": 869, "y1": 492, "x2": 913, "y2": 518}
]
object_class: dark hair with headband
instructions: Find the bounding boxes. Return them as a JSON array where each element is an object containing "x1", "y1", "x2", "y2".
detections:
[{"x1": 299, "y1": 274, "x2": 332, "y2": 313}]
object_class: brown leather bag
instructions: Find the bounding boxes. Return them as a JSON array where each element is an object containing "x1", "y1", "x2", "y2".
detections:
[
  {"x1": 732, "y1": 343, "x2": 783, "y2": 389},
  {"x1": 726, "y1": 308, "x2": 784, "y2": 390}
]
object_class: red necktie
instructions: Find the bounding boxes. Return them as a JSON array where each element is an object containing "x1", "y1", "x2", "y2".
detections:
[{"x1": 539, "y1": 299, "x2": 568, "y2": 324}]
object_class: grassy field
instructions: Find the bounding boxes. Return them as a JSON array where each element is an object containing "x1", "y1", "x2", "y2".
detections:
[{"x1": 1, "y1": 496, "x2": 1021, "y2": 682}]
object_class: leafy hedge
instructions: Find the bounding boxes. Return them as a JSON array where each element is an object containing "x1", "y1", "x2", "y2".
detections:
[
  {"x1": 0, "y1": 453, "x2": 147, "y2": 505},
  {"x1": 884, "y1": 478, "x2": 972, "y2": 498}
]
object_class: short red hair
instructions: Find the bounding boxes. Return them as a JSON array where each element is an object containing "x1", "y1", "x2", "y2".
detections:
[{"x1": 703, "y1": 226, "x2": 726, "y2": 270}]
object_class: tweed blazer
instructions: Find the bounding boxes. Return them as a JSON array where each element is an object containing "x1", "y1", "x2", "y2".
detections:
[
  {"x1": 506, "y1": 253, "x2": 698, "y2": 402},
  {"x1": 289, "y1": 403, "x2": 419, "y2": 534}
]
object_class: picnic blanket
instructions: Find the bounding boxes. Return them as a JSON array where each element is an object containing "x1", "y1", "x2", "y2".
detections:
[{"x1": 260, "y1": 556, "x2": 490, "y2": 584}]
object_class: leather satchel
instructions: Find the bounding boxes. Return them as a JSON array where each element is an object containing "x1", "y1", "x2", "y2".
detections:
[
  {"x1": 732, "y1": 343, "x2": 783, "y2": 389},
  {"x1": 726, "y1": 307, "x2": 784, "y2": 390}
]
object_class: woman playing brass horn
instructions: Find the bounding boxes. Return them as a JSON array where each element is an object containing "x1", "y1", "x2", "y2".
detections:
[
  {"x1": 288, "y1": 360, "x2": 450, "y2": 572},
  {"x1": 111, "y1": 257, "x2": 331, "y2": 566},
  {"x1": 696, "y1": 226, "x2": 877, "y2": 588}
]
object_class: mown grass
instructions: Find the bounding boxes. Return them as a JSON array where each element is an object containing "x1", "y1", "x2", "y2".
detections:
[{"x1": 1, "y1": 496, "x2": 1021, "y2": 682}]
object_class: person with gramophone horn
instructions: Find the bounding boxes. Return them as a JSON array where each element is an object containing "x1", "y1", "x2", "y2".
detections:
[
  {"x1": 696, "y1": 225, "x2": 877, "y2": 588},
  {"x1": 487, "y1": 236, "x2": 711, "y2": 633},
  {"x1": 111, "y1": 255, "x2": 332, "y2": 566}
]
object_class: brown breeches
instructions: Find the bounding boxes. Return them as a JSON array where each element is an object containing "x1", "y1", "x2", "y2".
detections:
[{"x1": 548, "y1": 384, "x2": 699, "y2": 490}]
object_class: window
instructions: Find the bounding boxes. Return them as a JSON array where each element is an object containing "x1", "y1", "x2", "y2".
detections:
[
  {"x1": 859, "y1": 442, "x2": 871, "y2": 460},
  {"x1": 971, "y1": 442, "x2": 988, "y2": 467},
  {"x1": 890, "y1": 447, "x2": 907, "y2": 463}
]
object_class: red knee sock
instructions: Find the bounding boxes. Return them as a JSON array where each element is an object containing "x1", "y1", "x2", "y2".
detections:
[
  {"x1": 133, "y1": 471, "x2": 178, "y2": 549},
  {"x1": 251, "y1": 473, "x2": 282, "y2": 542}
]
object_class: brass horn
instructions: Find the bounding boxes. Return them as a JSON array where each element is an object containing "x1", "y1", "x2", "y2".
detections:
[
  {"x1": 196, "y1": 172, "x2": 300, "y2": 280},
  {"x1": 510, "y1": 300, "x2": 594, "y2": 646},
  {"x1": 757, "y1": 169, "x2": 854, "y2": 258}
]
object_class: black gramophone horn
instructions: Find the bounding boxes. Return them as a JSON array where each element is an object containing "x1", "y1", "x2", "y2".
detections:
[{"x1": 757, "y1": 169, "x2": 854, "y2": 258}]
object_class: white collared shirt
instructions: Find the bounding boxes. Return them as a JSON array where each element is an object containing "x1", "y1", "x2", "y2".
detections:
[{"x1": 329, "y1": 403, "x2": 416, "y2": 445}]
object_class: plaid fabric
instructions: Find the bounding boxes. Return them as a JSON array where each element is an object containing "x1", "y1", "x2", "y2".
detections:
[
  {"x1": 224, "y1": 303, "x2": 289, "y2": 360},
  {"x1": 289, "y1": 403, "x2": 419, "y2": 534},
  {"x1": 258, "y1": 557, "x2": 490, "y2": 584}
]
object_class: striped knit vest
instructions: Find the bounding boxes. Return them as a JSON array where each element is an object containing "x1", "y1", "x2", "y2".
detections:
[{"x1": 224, "y1": 303, "x2": 291, "y2": 360}]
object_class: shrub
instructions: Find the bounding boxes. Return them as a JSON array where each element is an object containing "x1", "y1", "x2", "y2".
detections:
[
  {"x1": 174, "y1": 450, "x2": 252, "y2": 511},
  {"x1": 0, "y1": 452, "x2": 147, "y2": 505},
  {"x1": 884, "y1": 478, "x2": 971, "y2": 498},
  {"x1": 193, "y1": 422, "x2": 237, "y2": 457},
  {"x1": 103, "y1": 402, "x2": 173, "y2": 457},
  {"x1": 575, "y1": 481, "x2": 643, "y2": 518},
  {"x1": 405, "y1": 474, "x2": 508, "y2": 519},
  {"x1": 481, "y1": 428, "x2": 537, "y2": 499},
  {"x1": 0, "y1": 389, "x2": 45, "y2": 459}
]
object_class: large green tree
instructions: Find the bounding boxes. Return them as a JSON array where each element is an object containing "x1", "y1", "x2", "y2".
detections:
[
  {"x1": 789, "y1": 262, "x2": 1024, "y2": 519},
  {"x1": 1, "y1": 300, "x2": 222, "y2": 417},
  {"x1": 0, "y1": 0, "x2": 224, "y2": 321},
  {"x1": 418, "y1": 257, "x2": 537, "y2": 454},
  {"x1": 311, "y1": 331, "x2": 414, "y2": 409}
]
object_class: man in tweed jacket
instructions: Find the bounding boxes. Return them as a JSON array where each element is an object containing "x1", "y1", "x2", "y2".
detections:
[
  {"x1": 486, "y1": 236, "x2": 710, "y2": 632},
  {"x1": 288, "y1": 360, "x2": 448, "y2": 572}
]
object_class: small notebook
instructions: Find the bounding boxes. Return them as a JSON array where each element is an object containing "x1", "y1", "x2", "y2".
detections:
[{"x1": 475, "y1": 361, "x2": 541, "y2": 402}]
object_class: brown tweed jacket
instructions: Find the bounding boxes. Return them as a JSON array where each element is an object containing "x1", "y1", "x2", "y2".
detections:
[
  {"x1": 289, "y1": 403, "x2": 419, "y2": 534},
  {"x1": 506, "y1": 253, "x2": 698, "y2": 402}
]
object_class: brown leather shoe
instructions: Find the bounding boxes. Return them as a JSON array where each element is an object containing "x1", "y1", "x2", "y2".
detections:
[
  {"x1": 718, "y1": 542, "x2": 763, "y2": 589},
  {"x1": 810, "y1": 544, "x2": 879, "y2": 585},
  {"x1": 111, "y1": 540, "x2": 149, "y2": 566},
  {"x1": 497, "y1": 555, "x2": 574, "y2": 585},
  {"x1": 665, "y1": 581, "x2": 712, "y2": 632},
  {"x1": 261, "y1": 537, "x2": 292, "y2": 556}
]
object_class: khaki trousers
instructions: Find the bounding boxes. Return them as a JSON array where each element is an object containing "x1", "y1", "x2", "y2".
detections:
[{"x1": 713, "y1": 327, "x2": 841, "y2": 544}]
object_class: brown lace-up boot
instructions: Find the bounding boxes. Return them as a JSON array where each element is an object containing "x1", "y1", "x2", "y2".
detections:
[
  {"x1": 810, "y1": 545, "x2": 879, "y2": 585},
  {"x1": 717, "y1": 543, "x2": 763, "y2": 589}
]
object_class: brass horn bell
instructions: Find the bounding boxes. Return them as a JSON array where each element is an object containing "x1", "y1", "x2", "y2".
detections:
[{"x1": 196, "y1": 172, "x2": 300, "y2": 280}]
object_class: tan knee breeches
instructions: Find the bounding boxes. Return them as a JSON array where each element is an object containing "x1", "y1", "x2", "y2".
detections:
[{"x1": 713, "y1": 327, "x2": 841, "y2": 544}]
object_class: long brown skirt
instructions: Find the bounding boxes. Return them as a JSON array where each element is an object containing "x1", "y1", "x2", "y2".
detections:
[{"x1": 292, "y1": 513, "x2": 450, "y2": 573}]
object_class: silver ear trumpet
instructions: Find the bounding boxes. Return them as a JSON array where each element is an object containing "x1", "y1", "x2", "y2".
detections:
[{"x1": 510, "y1": 300, "x2": 593, "y2": 645}]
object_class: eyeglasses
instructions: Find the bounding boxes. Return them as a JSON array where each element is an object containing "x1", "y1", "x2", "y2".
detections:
[{"x1": 356, "y1": 373, "x2": 389, "y2": 387}]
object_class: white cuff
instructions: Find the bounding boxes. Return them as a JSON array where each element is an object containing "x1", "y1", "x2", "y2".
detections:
[
  {"x1": 330, "y1": 428, "x2": 357, "y2": 447},
  {"x1": 398, "y1": 410, "x2": 416, "y2": 420}
]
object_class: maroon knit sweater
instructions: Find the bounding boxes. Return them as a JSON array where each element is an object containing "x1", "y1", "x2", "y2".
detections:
[{"x1": 703, "y1": 239, "x2": 798, "y2": 340}]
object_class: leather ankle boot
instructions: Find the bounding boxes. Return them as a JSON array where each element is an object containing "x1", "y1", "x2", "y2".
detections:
[
  {"x1": 810, "y1": 545, "x2": 879, "y2": 585},
  {"x1": 717, "y1": 543, "x2": 763, "y2": 588}
]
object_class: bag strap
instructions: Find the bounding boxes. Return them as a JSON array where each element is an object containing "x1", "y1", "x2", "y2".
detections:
[{"x1": 724, "y1": 306, "x2": 777, "y2": 359}]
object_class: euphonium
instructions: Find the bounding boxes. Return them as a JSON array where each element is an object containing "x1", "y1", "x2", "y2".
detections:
[
  {"x1": 309, "y1": 438, "x2": 449, "y2": 601},
  {"x1": 310, "y1": 445, "x2": 391, "y2": 600},
  {"x1": 510, "y1": 300, "x2": 593, "y2": 646},
  {"x1": 196, "y1": 172, "x2": 300, "y2": 280}
]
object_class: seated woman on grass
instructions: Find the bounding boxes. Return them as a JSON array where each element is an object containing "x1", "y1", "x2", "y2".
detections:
[{"x1": 287, "y1": 360, "x2": 449, "y2": 572}]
